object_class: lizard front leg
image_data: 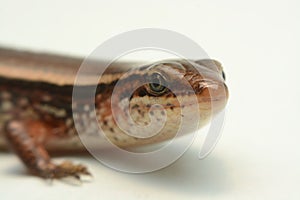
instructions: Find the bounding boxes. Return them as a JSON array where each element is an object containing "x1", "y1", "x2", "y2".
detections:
[{"x1": 4, "y1": 119, "x2": 91, "y2": 180}]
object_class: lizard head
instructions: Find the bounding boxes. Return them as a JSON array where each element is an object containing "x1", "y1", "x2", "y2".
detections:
[{"x1": 108, "y1": 59, "x2": 228, "y2": 144}]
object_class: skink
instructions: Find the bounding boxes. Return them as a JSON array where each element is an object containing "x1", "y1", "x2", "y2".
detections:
[{"x1": 0, "y1": 47, "x2": 228, "y2": 179}]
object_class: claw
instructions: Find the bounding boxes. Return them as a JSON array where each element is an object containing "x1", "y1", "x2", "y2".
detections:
[{"x1": 46, "y1": 161, "x2": 92, "y2": 184}]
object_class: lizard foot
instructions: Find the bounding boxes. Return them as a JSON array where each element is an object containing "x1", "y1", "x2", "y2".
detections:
[{"x1": 45, "y1": 161, "x2": 92, "y2": 181}]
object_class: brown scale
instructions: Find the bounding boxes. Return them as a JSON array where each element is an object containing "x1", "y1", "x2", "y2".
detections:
[
  {"x1": 0, "y1": 47, "x2": 229, "y2": 182},
  {"x1": 0, "y1": 84, "x2": 91, "y2": 179}
]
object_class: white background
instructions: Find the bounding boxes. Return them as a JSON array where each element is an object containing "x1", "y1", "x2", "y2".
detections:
[{"x1": 0, "y1": 0, "x2": 299, "y2": 199}]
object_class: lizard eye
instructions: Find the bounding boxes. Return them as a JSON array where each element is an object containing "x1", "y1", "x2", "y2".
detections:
[{"x1": 148, "y1": 72, "x2": 167, "y2": 95}]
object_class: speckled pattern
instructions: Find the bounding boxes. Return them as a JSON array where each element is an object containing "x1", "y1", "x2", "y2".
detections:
[{"x1": 0, "y1": 47, "x2": 228, "y2": 179}]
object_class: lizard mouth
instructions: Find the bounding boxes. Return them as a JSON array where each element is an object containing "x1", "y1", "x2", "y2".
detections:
[{"x1": 189, "y1": 81, "x2": 229, "y2": 115}]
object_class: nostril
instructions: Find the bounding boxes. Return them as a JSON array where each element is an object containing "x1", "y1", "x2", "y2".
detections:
[{"x1": 222, "y1": 71, "x2": 226, "y2": 81}]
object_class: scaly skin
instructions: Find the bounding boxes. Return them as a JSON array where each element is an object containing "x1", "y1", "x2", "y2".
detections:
[{"x1": 0, "y1": 47, "x2": 228, "y2": 180}]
